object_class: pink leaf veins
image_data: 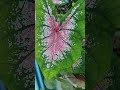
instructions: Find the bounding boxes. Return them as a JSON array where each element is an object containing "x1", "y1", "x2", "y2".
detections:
[{"x1": 41, "y1": 2, "x2": 80, "y2": 66}]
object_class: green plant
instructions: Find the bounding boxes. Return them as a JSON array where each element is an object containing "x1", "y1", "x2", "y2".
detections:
[{"x1": 35, "y1": 0, "x2": 85, "y2": 80}]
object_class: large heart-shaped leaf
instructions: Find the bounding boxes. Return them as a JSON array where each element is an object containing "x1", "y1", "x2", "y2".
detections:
[{"x1": 35, "y1": 0, "x2": 85, "y2": 80}]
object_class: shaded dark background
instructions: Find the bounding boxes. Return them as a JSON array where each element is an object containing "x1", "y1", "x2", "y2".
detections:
[
  {"x1": 0, "y1": 0, "x2": 34, "y2": 90},
  {"x1": 86, "y1": 0, "x2": 120, "y2": 90}
]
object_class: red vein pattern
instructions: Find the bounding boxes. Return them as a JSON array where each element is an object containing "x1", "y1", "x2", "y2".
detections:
[{"x1": 41, "y1": 2, "x2": 79, "y2": 65}]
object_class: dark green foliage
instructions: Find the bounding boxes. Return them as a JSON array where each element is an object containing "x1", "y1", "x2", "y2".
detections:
[{"x1": 86, "y1": 0, "x2": 120, "y2": 89}]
